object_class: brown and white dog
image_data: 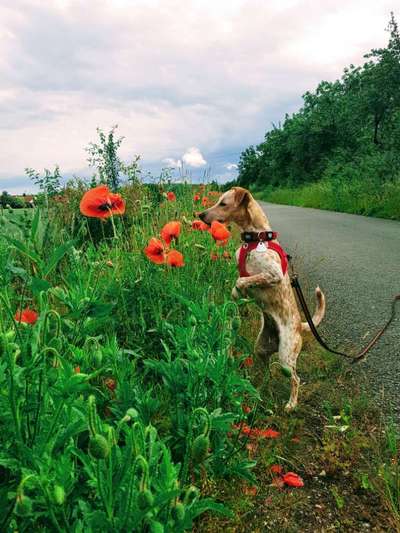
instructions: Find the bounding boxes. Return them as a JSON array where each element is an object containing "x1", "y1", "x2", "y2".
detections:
[{"x1": 199, "y1": 187, "x2": 325, "y2": 411}]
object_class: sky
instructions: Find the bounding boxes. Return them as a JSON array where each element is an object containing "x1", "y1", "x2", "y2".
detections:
[{"x1": 0, "y1": 0, "x2": 396, "y2": 193}]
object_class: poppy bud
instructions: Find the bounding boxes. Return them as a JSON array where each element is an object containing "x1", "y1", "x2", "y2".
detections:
[
  {"x1": 137, "y1": 489, "x2": 154, "y2": 510},
  {"x1": 53, "y1": 485, "x2": 65, "y2": 505},
  {"x1": 92, "y1": 350, "x2": 103, "y2": 368},
  {"x1": 149, "y1": 521, "x2": 164, "y2": 533},
  {"x1": 125, "y1": 408, "x2": 139, "y2": 420},
  {"x1": 15, "y1": 494, "x2": 33, "y2": 517},
  {"x1": 171, "y1": 501, "x2": 185, "y2": 522},
  {"x1": 192, "y1": 434, "x2": 210, "y2": 464},
  {"x1": 47, "y1": 367, "x2": 59, "y2": 385},
  {"x1": 88, "y1": 434, "x2": 110, "y2": 459},
  {"x1": 231, "y1": 316, "x2": 241, "y2": 332}
]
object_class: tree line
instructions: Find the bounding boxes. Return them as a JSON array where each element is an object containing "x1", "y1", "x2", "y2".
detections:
[{"x1": 235, "y1": 14, "x2": 400, "y2": 191}]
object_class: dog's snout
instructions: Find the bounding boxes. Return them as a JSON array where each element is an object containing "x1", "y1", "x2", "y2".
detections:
[{"x1": 198, "y1": 211, "x2": 206, "y2": 222}]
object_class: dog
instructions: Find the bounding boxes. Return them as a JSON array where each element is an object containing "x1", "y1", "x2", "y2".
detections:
[{"x1": 199, "y1": 187, "x2": 325, "y2": 410}]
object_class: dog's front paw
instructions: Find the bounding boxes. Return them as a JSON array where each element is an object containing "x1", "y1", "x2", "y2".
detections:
[
  {"x1": 231, "y1": 286, "x2": 240, "y2": 300},
  {"x1": 235, "y1": 278, "x2": 248, "y2": 296}
]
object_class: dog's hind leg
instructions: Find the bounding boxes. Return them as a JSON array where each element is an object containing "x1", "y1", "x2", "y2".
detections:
[
  {"x1": 277, "y1": 327, "x2": 302, "y2": 412},
  {"x1": 255, "y1": 312, "x2": 279, "y2": 362},
  {"x1": 253, "y1": 313, "x2": 279, "y2": 389}
]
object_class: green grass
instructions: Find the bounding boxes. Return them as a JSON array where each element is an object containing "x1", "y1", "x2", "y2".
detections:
[
  {"x1": 254, "y1": 178, "x2": 400, "y2": 220},
  {"x1": 0, "y1": 183, "x2": 398, "y2": 532}
]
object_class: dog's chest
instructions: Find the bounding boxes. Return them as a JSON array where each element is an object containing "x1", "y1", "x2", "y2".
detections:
[{"x1": 235, "y1": 246, "x2": 271, "y2": 276}]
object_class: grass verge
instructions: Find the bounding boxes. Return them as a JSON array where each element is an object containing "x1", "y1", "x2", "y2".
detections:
[{"x1": 254, "y1": 178, "x2": 400, "y2": 220}]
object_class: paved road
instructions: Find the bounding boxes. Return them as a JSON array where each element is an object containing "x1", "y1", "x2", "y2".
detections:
[{"x1": 260, "y1": 202, "x2": 400, "y2": 417}]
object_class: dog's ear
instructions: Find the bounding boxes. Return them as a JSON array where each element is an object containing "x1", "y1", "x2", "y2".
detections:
[{"x1": 233, "y1": 187, "x2": 250, "y2": 207}]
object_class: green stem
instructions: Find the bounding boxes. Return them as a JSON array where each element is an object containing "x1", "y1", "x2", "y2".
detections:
[{"x1": 41, "y1": 399, "x2": 64, "y2": 453}]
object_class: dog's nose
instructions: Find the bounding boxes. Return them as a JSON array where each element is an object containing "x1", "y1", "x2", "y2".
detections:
[{"x1": 198, "y1": 211, "x2": 206, "y2": 222}]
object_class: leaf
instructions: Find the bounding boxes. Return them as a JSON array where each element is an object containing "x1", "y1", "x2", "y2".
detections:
[
  {"x1": 5, "y1": 237, "x2": 42, "y2": 266},
  {"x1": 5, "y1": 263, "x2": 30, "y2": 281},
  {"x1": 31, "y1": 276, "x2": 52, "y2": 295},
  {"x1": 188, "y1": 498, "x2": 234, "y2": 520},
  {"x1": 43, "y1": 240, "x2": 76, "y2": 277}
]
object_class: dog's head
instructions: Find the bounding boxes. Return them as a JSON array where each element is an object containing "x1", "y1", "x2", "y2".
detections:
[{"x1": 198, "y1": 187, "x2": 251, "y2": 226}]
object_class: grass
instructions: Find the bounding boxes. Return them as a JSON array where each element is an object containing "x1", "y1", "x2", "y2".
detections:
[
  {"x1": 0, "y1": 182, "x2": 399, "y2": 532},
  {"x1": 254, "y1": 178, "x2": 400, "y2": 220}
]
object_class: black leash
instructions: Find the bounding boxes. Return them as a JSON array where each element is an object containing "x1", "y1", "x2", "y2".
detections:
[{"x1": 290, "y1": 273, "x2": 400, "y2": 364}]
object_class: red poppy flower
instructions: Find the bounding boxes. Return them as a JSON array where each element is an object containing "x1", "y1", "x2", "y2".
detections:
[
  {"x1": 210, "y1": 221, "x2": 231, "y2": 242},
  {"x1": 257, "y1": 428, "x2": 281, "y2": 439},
  {"x1": 243, "y1": 357, "x2": 253, "y2": 368},
  {"x1": 14, "y1": 308, "x2": 39, "y2": 325},
  {"x1": 270, "y1": 464, "x2": 283, "y2": 475},
  {"x1": 80, "y1": 185, "x2": 125, "y2": 218},
  {"x1": 282, "y1": 472, "x2": 304, "y2": 488},
  {"x1": 192, "y1": 220, "x2": 209, "y2": 231},
  {"x1": 74, "y1": 366, "x2": 81, "y2": 374},
  {"x1": 210, "y1": 252, "x2": 219, "y2": 261},
  {"x1": 201, "y1": 196, "x2": 209, "y2": 207},
  {"x1": 105, "y1": 377, "x2": 117, "y2": 391},
  {"x1": 193, "y1": 194, "x2": 201, "y2": 202},
  {"x1": 161, "y1": 221, "x2": 181, "y2": 245},
  {"x1": 242, "y1": 404, "x2": 251, "y2": 414},
  {"x1": 243, "y1": 485, "x2": 257, "y2": 496},
  {"x1": 166, "y1": 250, "x2": 184, "y2": 267},
  {"x1": 166, "y1": 191, "x2": 176, "y2": 201},
  {"x1": 144, "y1": 238, "x2": 166, "y2": 264}
]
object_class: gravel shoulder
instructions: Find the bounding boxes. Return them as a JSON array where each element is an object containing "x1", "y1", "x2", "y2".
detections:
[{"x1": 260, "y1": 201, "x2": 400, "y2": 417}]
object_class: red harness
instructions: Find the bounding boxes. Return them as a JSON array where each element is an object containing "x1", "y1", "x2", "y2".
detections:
[{"x1": 238, "y1": 236, "x2": 289, "y2": 277}]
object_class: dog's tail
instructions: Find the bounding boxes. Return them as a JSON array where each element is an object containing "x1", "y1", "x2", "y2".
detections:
[{"x1": 301, "y1": 286, "x2": 326, "y2": 332}]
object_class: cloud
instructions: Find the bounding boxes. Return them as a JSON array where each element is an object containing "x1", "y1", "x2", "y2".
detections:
[
  {"x1": 0, "y1": 0, "x2": 395, "y2": 191},
  {"x1": 162, "y1": 157, "x2": 182, "y2": 168},
  {"x1": 182, "y1": 147, "x2": 207, "y2": 168},
  {"x1": 224, "y1": 163, "x2": 238, "y2": 171}
]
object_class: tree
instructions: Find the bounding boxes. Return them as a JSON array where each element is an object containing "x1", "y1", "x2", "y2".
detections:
[
  {"x1": 25, "y1": 166, "x2": 62, "y2": 197},
  {"x1": 86, "y1": 126, "x2": 123, "y2": 191}
]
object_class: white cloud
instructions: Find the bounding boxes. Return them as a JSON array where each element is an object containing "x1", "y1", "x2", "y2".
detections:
[
  {"x1": 182, "y1": 147, "x2": 207, "y2": 168},
  {"x1": 224, "y1": 163, "x2": 238, "y2": 171},
  {"x1": 162, "y1": 157, "x2": 182, "y2": 168}
]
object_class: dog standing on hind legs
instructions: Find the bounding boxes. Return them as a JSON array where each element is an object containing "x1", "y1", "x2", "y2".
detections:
[{"x1": 199, "y1": 187, "x2": 326, "y2": 411}]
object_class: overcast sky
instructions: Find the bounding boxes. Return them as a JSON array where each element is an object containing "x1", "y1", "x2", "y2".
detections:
[{"x1": 0, "y1": 0, "x2": 395, "y2": 193}]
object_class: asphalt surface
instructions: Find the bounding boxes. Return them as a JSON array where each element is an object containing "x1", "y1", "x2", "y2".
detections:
[{"x1": 260, "y1": 202, "x2": 400, "y2": 417}]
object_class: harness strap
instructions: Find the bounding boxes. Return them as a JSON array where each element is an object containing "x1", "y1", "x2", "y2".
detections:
[{"x1": 238, "y1": 241, "x2": 288, "y2": 277}]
